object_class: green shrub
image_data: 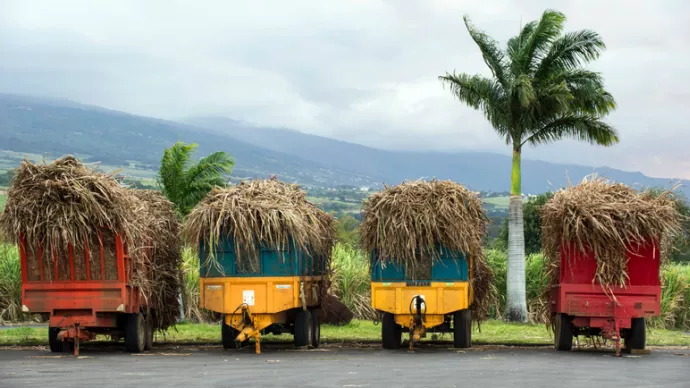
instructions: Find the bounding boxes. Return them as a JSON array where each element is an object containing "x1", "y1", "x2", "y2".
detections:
[
  {"x1": 651, "y1": 264, "x2": 690, "y2": 330},
  {"x1": 0, "y1": 243, "x2": 22, "y2": 322},
  {"x1": 484, "y1": 249, "x2": 507, "y2": 319},
  {"x1": 330, "y1": 243, "x2": 376, "y2": 319},
  {"x1": 180, "y1": 246, "x2": 218, "y2": 323},
  {"x1": 525, "y1": 252, "x2": 551, "y2": 323}
]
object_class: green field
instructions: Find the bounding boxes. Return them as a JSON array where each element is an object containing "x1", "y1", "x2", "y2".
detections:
[
  {"x1": 2, "y1": 320, "x2": 689, "y2": 347},
  {"x1": 0, "y1": 193, "x2": 6, "y2": 211},
  {"x1": 483, "y1": 196, "x2": 510, "y2": 209},
  {"x1": 483, "y1": 196, "x2": 510, "y2": 208}
]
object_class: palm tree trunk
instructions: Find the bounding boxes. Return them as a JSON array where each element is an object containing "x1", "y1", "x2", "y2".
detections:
[{"x1": 506, "y1": 147, "x2": 528, "y2": 322}]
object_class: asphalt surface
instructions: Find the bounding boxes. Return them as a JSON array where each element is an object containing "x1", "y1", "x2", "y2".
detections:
[{"x1": 0, "y1": 343, "x2": 688, "y2": 388}]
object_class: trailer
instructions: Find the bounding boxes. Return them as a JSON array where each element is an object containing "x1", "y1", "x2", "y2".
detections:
[
  {"x1": 199, "y1": 239, "x2": 327, "y2": 354},
  {"x1": 18, "y1": 230, "x2": 154, "y2": 355},
  {"x1": 370, "y1": 248, "x2": 473, "y2": 350},
  {"x1": 551, "y1": 242, "x2": 661, "y2": 356}
]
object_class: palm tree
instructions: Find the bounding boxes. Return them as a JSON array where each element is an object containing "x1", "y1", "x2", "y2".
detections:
[
  {"x1": 439, "y1": 10, "x2": 619, "y2": 321},
  {"x1": 159, "y1": 141, "x2": 234, "y2": 217},
  {"x1": 159, "y1": 141, "x2": 234, "y2": 322}
]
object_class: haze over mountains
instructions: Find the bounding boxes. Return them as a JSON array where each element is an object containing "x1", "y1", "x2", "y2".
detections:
[{"x1": 1, "y1": 93, "x2": 687, "y2": 195}]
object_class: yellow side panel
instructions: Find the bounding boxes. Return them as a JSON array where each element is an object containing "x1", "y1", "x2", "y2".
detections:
[
  {"x1": 371, "y1": 281, "x2": 469, "y2": 315},
  {"x1": 200, "y1": 276, "x2": 325, "y2": 314}
]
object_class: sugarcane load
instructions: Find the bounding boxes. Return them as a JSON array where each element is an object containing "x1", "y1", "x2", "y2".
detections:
[
  {"x1": 541, "y1": 176, "x2": 682, "y2": 356},
  {"x1": 360, "y1": 179, "x2": 493, "y2": 350},
  {"x1": 183, "y1": 177, "x2": 335, "y2": 353},
  {"x1": 0, "y1": 156, "x2": 181, "y2": 355}
]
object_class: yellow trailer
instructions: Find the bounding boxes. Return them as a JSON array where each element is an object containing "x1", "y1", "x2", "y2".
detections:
[
  {"x1": 199, "y1": 240, "x2": 327, "y2": 353},
  {"x1": 370, "y1": 249, "x2": 473, "y2": 350}
]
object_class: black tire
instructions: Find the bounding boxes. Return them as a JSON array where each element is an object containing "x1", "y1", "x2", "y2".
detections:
[
  {"x1": 221, "y1": 318, "x2": 244, "y2": 350},
  {"x1": 453, "y1": 309, "x2": 472, "y2": 348},
  {"x1": 125, "y1": 313, "x2": 146, "y2": 353},
  {"x1": 49, "y1": 327, "x2": 63, "y2": 353},
  {"x1": 311, "y1": 309, "x2": 321, "y2": 348},
  {"x1": 625, "y1": 318, "x2": 646, "y2": 351},
  {"x1": 294, "y1": 309, "x2": 313, "y2": 348},
  {"x1": 381, "y1": 312, "x2": 402, "y2": 350},
  {"x1": 144, "y1": 316, "x2": 154, "y2": 351},
  {"x1": 554, "y1": 313, "x2": 573, "y2": 351}
]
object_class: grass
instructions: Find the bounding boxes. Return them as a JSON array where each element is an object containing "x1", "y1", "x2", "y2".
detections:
[
  {"x1": 2, "y1": 320, "x2": 688, "y2": 347},
  {"x1": 0, "y1": 194, "x2": 6, "y2": 211}
]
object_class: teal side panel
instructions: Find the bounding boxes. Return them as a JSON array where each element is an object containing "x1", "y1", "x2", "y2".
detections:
[
  {"x1": 370, "y1": 254, "x2": 405, "y2": 282},
  {"x1": 432, "y1": 249, "x2": 468, "y2": 281},
  {"x1": 200, "y1": 237, "x2": 316, "y2": 278},
  {"x1": 200, "y1": 239, "x2": 236, "y2": 278},
  {"x1": 261, "y1": 249, "x2": 296, "y2": 276},
  {"x1": 369, "y1": 248, "x2": 468, "y2": 281}
]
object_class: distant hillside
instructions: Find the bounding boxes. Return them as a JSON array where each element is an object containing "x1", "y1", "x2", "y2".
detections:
[
  {"x1": 0, "y1": 94, "x2": 376, "y2": 187},
  {"x1": 187, "y1": 116, "x2": 688, "y2": 196},
  {"x1": 0, "y1": 94, "x2": 686, "y2": 196}
]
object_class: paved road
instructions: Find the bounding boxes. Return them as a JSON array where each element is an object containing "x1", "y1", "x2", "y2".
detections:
[{"x1": 0, "y1": 343, "x2": 688, "y2": 388}]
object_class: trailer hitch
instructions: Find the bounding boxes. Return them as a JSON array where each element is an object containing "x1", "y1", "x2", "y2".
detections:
[
  {"x1": 601, "y1": 319, "x2": 622, "y2": 357},
  {"x1": 235, "y1": 305, "x2": 262, "y2": 354},
  {"x1": 408, "y1": 296, "x2": 427, "y2": 351},
  {"x1": 58, "y1": 323, "x2": 95, "y2": 357}
]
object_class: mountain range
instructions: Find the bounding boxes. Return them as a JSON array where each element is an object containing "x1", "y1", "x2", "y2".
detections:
[{"x1": 0, "y1": 93, "x2": 686, "y2": 196}]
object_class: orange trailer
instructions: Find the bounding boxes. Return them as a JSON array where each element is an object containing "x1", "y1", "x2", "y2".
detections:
[{"x1": 18, "y1": 230, "x2": 154, "y2": 355}]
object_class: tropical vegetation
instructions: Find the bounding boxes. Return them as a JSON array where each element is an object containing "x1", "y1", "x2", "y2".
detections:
[{"x1": 440, "y1": 9, "x2": 619, "y2": 321}]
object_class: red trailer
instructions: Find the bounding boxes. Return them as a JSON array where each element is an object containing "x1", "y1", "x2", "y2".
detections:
[
  {"x1": 551, "y1": 241, "x2": 661, "y2": 356},
  {"x1": 18, "y1": 230, "x2": 154, "y2": 355}
]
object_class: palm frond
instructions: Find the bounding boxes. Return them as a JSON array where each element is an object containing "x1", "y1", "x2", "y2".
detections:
[
  {"x1": 522, "y1": 114, "x2": 619, "y2": 147},
  {"x1": 507, "y1": 21, "x2": 538, "y2": 70},
  {"x1": 523, "y1": 81, "x2": 573, "y2": 123},
  {"x1": 159, "y1": 142, "x2": 196, "y2": 208},
  {"x1": 184, "y1": 151, "x2": 234, "y2": 188},
  {"x1": 463, "y1": 15, "x2": 511, "y2": 89},
  {"x1": 514, "y1": 10, "x2": 567, "y2": 75},
  {"x1": 439, "y1": 72, "x2": 510, "y2": 139},
  {"x1": 514, "y1": 74, "x2": 537, "y2": 108},
  {"x1": 535, "y1": 30, "x2": 605, "y2": 79}
]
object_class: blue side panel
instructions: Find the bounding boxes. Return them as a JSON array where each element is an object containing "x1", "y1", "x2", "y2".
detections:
[
  {"x1": 432, "y1": 256, "x2": 468, "y2": 281},
  {"x1": 370, "y1": 248, "x2": 469, "y2": 281},
  {"x1": 370, "y1": 254, "x2": 405, "y2": 281},
  {"x1": 261, "y1": 249, "x2": 295, "y2": 276},
  {"x1": 200, "y1": 237, "x2": 319, "y2": 278}
]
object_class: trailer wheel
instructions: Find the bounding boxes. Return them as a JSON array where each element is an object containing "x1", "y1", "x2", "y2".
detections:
[
  {"x1": 382, "y1": 312, "x2": 402, "y2": 349},
  {"x1": 453, "y1": 309, "x2": 472, "y2": 348},
  {"x1": 554, "y1": 313, "x2": 573, "y2": 351},
  {"x1": 310, "y1": 309, "x2": 321, "y2": 348},
  {"x1": 125, "y1": 313, "x2": 146, "y2": 353},
  {"x1": 625, "y1": 318, "x2": 646, "y2": 351},
  {"x1": 294, "y1": 309, "x2": 313, "y2": 348},
  {"x1": 144, "y1": 316, "x2": 154, "y2": 351},
  {"x1": 221, "y1": 319, "x2": 245, "y2": 349},
  {"x1": 49, "y1": 327, "x2": 64, "y2": 353}
]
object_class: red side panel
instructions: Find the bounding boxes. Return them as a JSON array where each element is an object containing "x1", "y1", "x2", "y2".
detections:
[
  {"x1": 19, "y1": 232, "x2": 145, "y2": 329},
  {"x1": 559, "y1": 242, "x2": 660, "y2": 286},
  {"x1": 553, "y1": 241, "x2": 661, "y2": 328},
  {"x1": 626, "y1": 243, "x2": 660, "y2": 286}
]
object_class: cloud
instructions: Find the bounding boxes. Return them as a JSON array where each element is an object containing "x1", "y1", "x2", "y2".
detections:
[{"x1": 1, "y1": 0, "x2": 689, "y2": 178}]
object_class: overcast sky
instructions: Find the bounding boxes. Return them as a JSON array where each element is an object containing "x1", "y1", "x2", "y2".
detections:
[{"x1": 2, "y1": 0, "x2": 689, "y2": 179}]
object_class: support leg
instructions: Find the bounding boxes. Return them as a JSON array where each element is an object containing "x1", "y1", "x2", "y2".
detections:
[
  {"x1": 74, "y1": 326, "x2": 80, "y2": 357},
  {"x1": 254, "y1": 333, "x2": 261, "y2": 355}
]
